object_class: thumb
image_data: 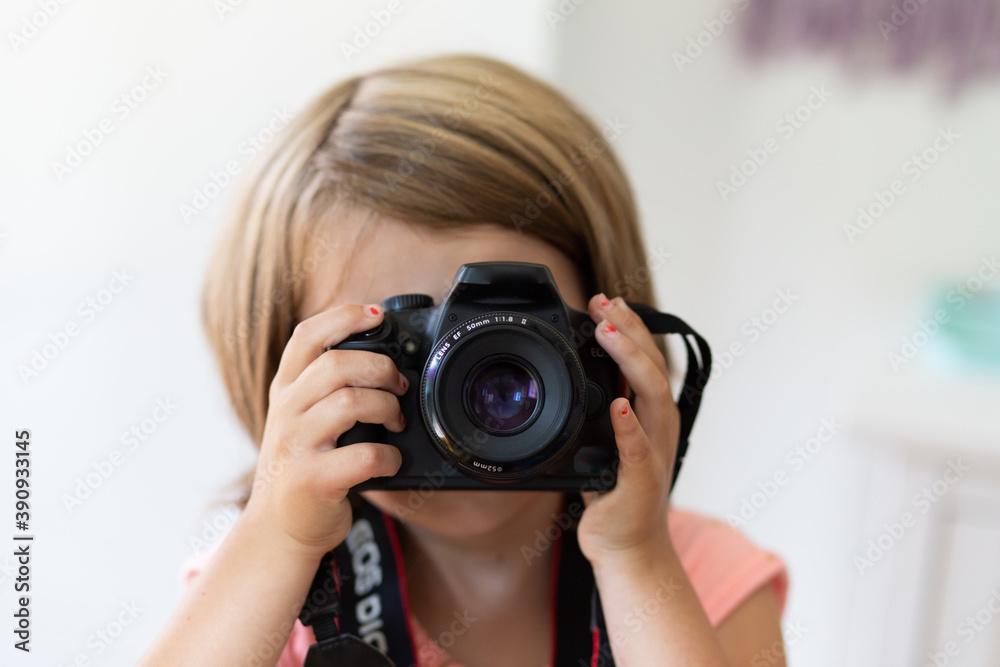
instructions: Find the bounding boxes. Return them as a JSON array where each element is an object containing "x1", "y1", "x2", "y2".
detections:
[{"x1": 610, "y1": 397, "x2": 655, "y2": 488}]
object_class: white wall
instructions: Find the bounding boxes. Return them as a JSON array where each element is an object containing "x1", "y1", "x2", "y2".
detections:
[
  {"x1": 553, "y1": 2, "x2": 1000, "y2": 666},
  {"x1": 3, "y1": 1, "x2": 999, "y2": 665},
  {"x1": 0, "y1": 2, "x2": 553, "y2": 665}
]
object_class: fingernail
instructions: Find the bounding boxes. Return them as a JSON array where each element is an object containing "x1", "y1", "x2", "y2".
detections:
[
  {"x1": 601, "y1": 320, "x2": 618, "y2": 337},
  {"x1": 401, "y1": 415, "x2": 407, "y2": 429},
  {"x1": 598, "y1": 293, "x2": 612, "y2": 309},
  {"x1": 365, "y1": 304, "x2": 382, "y2": 318},
  {"x1": 400, "y1": 374, "x2": 408, "y2": 391},
  {"x1": 620, "y1": 402, "x2": 629, "y2": 416}
]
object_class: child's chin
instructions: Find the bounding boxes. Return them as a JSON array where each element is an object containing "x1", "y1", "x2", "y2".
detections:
[{"x1": 359, "y1": 488, "x2": 562, "y2": 539}]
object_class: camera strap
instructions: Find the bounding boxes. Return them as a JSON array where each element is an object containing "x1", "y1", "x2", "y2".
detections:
[
  {"x1": 300, "y1": 497, "x2": 615, "y2": 666},
  {"x1": 628, "y1": 304, "x2": 713, "y2": 487},
  {"x1": 299, "y1": 501, "x2": 411, "y2": 667}
]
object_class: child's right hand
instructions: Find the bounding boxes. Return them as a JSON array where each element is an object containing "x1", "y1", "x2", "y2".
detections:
[{"x1": 241, "y1": 303, "x2": 408, "y2": 560}]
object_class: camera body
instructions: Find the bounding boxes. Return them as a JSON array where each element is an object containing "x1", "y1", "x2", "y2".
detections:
[{"x1": 334, "y1": 262, "x2": 622, "y2": 491}]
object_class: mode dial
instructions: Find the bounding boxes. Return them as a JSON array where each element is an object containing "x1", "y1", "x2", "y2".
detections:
[{"x1": 383, "y1": 294, "x2": 434, "y2": 311}]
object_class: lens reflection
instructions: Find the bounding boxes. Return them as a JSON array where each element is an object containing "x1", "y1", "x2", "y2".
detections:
[{"x1": 466, "y1": 360, "x2": 539, "y2": 432}]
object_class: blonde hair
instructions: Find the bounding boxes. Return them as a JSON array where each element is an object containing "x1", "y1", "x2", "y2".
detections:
[{"x1": 202, "y1": 54, "x2": 664, "y2": 496}]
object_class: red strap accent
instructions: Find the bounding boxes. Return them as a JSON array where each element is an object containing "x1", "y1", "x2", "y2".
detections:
[
  {"x1": 591, "y1": 628, "x2": 601, "y2": 667},
  {"x1": 382, "y1": 513, "x2": 419, "y2": 661},
  {"x1": 548, "y1": 531, "x2": 563, "y2": 666}
]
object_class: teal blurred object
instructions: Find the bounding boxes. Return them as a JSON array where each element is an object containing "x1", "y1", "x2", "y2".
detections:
[{"x1": 937, "y1": 284, "x2": 1000, "y2": 369}]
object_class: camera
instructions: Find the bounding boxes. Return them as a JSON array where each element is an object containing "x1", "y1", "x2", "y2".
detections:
[{"x1": 334, "y1": 262, "x2": 702, "y2": 491}]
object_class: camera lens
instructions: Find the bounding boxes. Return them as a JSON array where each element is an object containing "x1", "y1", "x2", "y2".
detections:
[
  {"x1": 465, "y1": 359, "x2": 540, "y2": 433},
  {"x1": 421, "y1": 312, "x2": 588, "y2": 481}
]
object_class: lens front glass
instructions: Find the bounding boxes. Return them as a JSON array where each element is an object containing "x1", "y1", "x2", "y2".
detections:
[
  {"x1": 465, "y1": 360, "x2": 539, "y2": 433},
  {"x1": 422, "y1": 313, "x2": 588, "y2": 479}
]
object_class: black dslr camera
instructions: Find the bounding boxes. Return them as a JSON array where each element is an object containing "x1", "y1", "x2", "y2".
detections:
[{"x1": 334, "y1": 262, "x2": 711, "y2": 491}]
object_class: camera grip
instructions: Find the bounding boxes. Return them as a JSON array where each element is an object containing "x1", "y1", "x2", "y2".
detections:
[{"x1": 337, "y1": 422, "x2": 387, "y2": 447}]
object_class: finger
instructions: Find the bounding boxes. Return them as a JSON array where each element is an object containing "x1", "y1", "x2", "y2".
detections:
[
  {"x1": 312, "y1": 442, "x2": 403, "y2": 495},
  {"x1": 301, "y1": 387, "x2": 405, "y2": 447},
  {"x1": 588, "y1": 294, "x2": 668, "y2": 379},
  {"x1": 272, "y1": 303, "x2": 385, "y2": 392},
  {"x1": 284, "y1": 350, "x2": 408, "y2": 414},
  {"x1": 595, "y1": 317, "x2": 676, "y2": 405},
  {"x1": 609, "y1": 397, "x2": 664, "y2": 491},
  {"x1": 595, "y1": 317, "x2": 679, "y2": 445}
]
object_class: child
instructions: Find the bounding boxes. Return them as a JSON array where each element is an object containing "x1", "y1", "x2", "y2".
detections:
[{"x1": 140, "y1": 54, "x2": 788, "y2": 666}]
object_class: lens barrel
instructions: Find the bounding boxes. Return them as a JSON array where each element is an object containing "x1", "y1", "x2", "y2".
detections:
[{"x1": 420, "y1": 312, "x2": 587, "y2": 482}]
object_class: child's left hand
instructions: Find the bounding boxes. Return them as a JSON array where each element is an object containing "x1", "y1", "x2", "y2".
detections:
[{"x1": 576, "y1": 293, "x2": 682, "y2": 571}]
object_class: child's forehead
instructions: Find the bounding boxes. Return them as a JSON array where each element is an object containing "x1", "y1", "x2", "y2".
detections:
[{"x1": 296, "y1": 216, "x2": 588, "y2": 321}]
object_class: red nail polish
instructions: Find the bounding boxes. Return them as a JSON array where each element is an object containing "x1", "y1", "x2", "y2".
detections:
[
  {"x1": 401, "y1": 415, "x2": 407, "y2": 428},
  {"x1": 401, "y1": 377, "x2": 408, "y2": 390},
  {"x1": 370, "y1": 306, "x2": 380, "y2": 316},
  {"x1": 599, "y1": 296, "x2": 611, "y2": 308},
  {"x1": 604, "y1": 323, "x2": 617, "y2": 334},
  {"x1": 621, "y1": 405, "x2": 629, "y2": 416}
]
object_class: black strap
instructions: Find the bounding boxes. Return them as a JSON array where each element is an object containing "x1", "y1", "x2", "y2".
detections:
[
  {"x1": 552, "y1": 515, "x2": 613, "y2": 667},
  {"x1": 552, "y1": 514, "x2": 592, "y2": 665},
  {"x1": 628, "y1": 304, "x2": 712, "y2": 487},
  {"x1": 300, "y1": 500, "x2": 415, "y2": 667},
  {"x1": 333, "y1": 505, "x2": 415, "y2": 661},
  {"x1": 303, "y1": 635, "x2": 396, "y2": 667},
  {"x1": 301, "y1": 499, "x2": 619, "y2": 667}
]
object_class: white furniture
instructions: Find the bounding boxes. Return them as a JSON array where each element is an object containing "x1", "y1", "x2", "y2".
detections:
[{"x1": 849, "y1": 359, "x2": 1000, "y2": 666}]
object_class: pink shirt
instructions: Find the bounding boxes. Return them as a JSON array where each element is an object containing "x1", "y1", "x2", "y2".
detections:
[{"x1": 182, "y1": 508, "x2": 788, "y2": 667}]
